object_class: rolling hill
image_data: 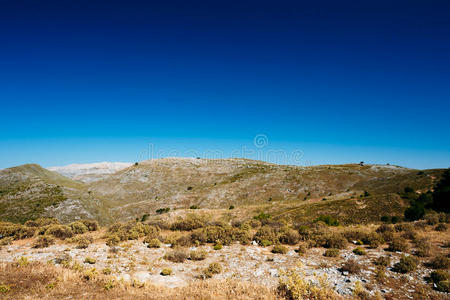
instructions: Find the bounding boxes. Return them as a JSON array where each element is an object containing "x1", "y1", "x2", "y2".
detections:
[{"x1": 0, "y1": 158, "x2": 444, "y2": 225}]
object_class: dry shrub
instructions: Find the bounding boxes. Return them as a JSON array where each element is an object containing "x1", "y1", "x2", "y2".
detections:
[
  {"x1": 296, "y1": 243, "x2": 308, "y2": 256},
  {"x1": 69, "y1": 221, "x2": 89, "y2": 234},
  {"x1": 394, "y1": 255, "x2": 417, "y2": 273},
  {"x1": 373, "y1": 256, "x2": 391, "y2": 267},
  {"x1": 25, "y1": 217, "x2": 60, "y2": 227},
  {"x1": 45, "y1": 225, "x2": 73, "y2": 240},
  {"x1": 428, "y1": 255, "x2": 450, "y2": 269},
  {"x1": 429, "y1": 270, "x2": 450, "y2": 293},
  {"x1": 278, "y1": 228, "x2": 300, "y2": 245},
  {"x1": 0, "y1": 261, "x2": 279, "y2": 299},
  {"x1": 72, "y1": 235, "x2": 94, "y2": 249},
  {"x1": 189, "y1": 249, "x2": 207, "y2": 261},
  {"x1": 323, "y1": 248, "x2": 339, "y2": 257},
  {"x1": 387, "y1": 236, "x2": 409, "y2": 252},
  {"x1": 341, "y1": 259, "x2": 361, "y2": 274},
  {"x1": 144, "y1": 237, "x2": 161, "y2": 248},
  {"x1": 324, "y1": 234, "x2": 347, "y2": 249},
  {"x1": 0, "y1": 222, "x2": 35, "y2": 240},
  {"x1": 278, "y1": 266, "x2": 341, "y2": 300},
  {"x1": 352, "y1": 247, "x2": 366, "y2": 255},
  {"x1": 202, "y1": 262, "x2": 222, "y2": 279},
  {"x1": 107, "y1": 221, "x2": 153, "y2": 241},
  {"x1": 343, "y1": 229, "x2": 367, "y2": 242},
  {"x1": 362, "y1": 232, "x2": 383, "y2": 248},
  {"x1": 80, "y1": 219, "x2": 99, "y2": 231},
  {"x1": 164, "y1": 248, "x2": 188, "y2": 263},
  {"x1": 32, "y1": 235, "x2": 55, "y2": 248},
  {"x1": 106, "y1": 234, "x2": 120, "y2": 247},
  {"x1": 426, "y1": 214, "x2": 440, "y2": 225},
  {"x1": 435, "y1": 223, "x2": 448, "y2": 232},
  {"x1": 254, "y1": 226, "x2": 277, "y2": 247},
  {"x1": 414, "y1": 237, "x2": 431, "y2": 257},
  {"x1": 272, "y1": 245, "x2": 288, "y2": 254},
  {"x1": 376, "y1": 224, "x2": 394, "y2": 234},
  {"x1": 170, "y1": 214, "x2": 208, "y2": 231},
  {"x1": 394, "y1": 223, "x2": 414, "y2": 232}
]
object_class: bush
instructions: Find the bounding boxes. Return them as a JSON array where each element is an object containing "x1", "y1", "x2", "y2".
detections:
[
  {"x1": 353, "y1": 247, "x2": 366, "y2": 255},
  {"x1": 84, "y1": 257, "x2": 96, "y2": 264},
  {"x1": 394, "y1": 255, "x2": 417, "y2": 273},
  {"x1": 428, "y1": 255, "x2": 449, "y2": 269},
  {"x1": 387, "y1": 237, "x2": 409, "y2": 252},
  {"x1": 426, "y1": 214, "x2": 440, "y2": 225},
  {"x1": 323, "y1": 248, "x2": 339, "y2": 257},
  {"x1": 213, "y1": 243, "x2": 223, "y2": 250},
  {"x1": 203, "y1": 262, "x2": 222, "y2": 278},
  {"x1": 314, "y1": 215, "x2": 339, "y2": 226},
  {"x1": 341, "y1": 259, "x2": 361, "y2": 274},
  {"x1": 102, "y1": 267, "x2": 112, "y2": 275},
  {"x1": 253, "y1": 212, "x2": 271, "y2": 221},
  {"x1": 80, "y1": 219, "x2": 99, "y2": 231},
  {"x1": 435, "y1": 223, "x2": 448, "y2": 231},
  {"x1": 362, "y1": 232, "x2": 383, "y2": 248},
  {"x1": 69, "y1": 221, "x2": 89, "y2": 234},
  {"x1": 106, "y1": 234, "x2": 120, "y2": 247},
  {"x1": 144, "y1": 237, "x2": 161, "y2": 248},
  {"x1": 373, "y1": 256, "x2": 391, "y2": 267},
  {"x1": 254, "y1": 226, "x2": 277, "y2": 246},
  {"x1": 343, "y1": 229, "x2": 367, "y2": 242},
  {"x1": 229, "y1": 205, "x2": 235, "y2": 210},
  {"x1": 414, "y1": 237, "x2": 431, "y2": 257},
  {"x1": 25, "y1": 217, "x2": 60, "y2": 227},
  {"x1": 160, "y1": 268, "x2": 172, "y2": 276},
  {"x1": 324, "y1": 234, "x2": 347, "y2": 249},
  {"x1": 45, "y1": 225, "x2": 73, "y2": 240},
  {"x1": 297, "y1": 243, "x2": 308, "y2": 256},
  {"x1": 190, "y1": 205, "x2": 199, "y2": 209},
  {"x1": 278, "y1": 229, "x2": 300, "y2": 245},
  {"x1": 73, "y1": 235, "x2": 93, "y2": 249},
  {"x1": 272, "y1": 245, "x2": 288, "y2": 254},
  {"x1": 164, "y1": 249, "x2": 188, "y2": 263},
  {"x1": 170, "y1": 214, "x2": 208, "y2": 231},
  {"x1": 429, "y1": 270, "x2": 450, "y2": 292},
  {"x1": 156, "y1": 208, "x2": 170, "y2": 214},
  {"x1": 376, "y1": 224, "x2": 394, "y2": 233},
  {"x1": 32, "y1": 235, "x2": 55, "y2": 248},
  {"x1": 189, "y1": 249, "x2": 207, "y2": 261}
]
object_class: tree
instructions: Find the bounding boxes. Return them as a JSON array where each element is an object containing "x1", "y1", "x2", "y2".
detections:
[{"x1": 432, "y1": 168, "x2": 450, "y2": 213}]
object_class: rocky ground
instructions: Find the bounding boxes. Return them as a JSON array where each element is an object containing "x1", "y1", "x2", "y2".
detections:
[{"x1": 0, "y1": 238, "x2": 439, "y2": 299}]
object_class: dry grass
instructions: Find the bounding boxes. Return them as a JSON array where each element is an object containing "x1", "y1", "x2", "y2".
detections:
[{"x1": 0, "y1": 261, "x2": 280, "y2": 300}]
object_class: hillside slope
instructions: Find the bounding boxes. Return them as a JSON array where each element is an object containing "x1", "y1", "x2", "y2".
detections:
[
  {"x1": 88, "y1": 158, "x2": 443, "y2": 223},
  {"x1": 0, "y1": 164, "x2": 108, "y2": 223},
  {"x1": 0, "y1": 159, "x2": 443, "y2": 225}
]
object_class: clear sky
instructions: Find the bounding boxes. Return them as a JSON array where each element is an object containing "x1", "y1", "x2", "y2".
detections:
[{"x1": 0, "y1": 0, "x2": 449, "y2": 170}]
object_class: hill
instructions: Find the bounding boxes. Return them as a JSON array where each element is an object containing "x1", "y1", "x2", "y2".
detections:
[{"x1": 0, "y1": 159, "x2": 444, "y2": 225}]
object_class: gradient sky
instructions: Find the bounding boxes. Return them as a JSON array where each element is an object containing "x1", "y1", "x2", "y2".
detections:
[{"x1": 0, "y1": 0, "x2": 449, "y2": 169}]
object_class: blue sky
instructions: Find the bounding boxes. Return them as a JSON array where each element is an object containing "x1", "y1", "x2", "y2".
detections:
[{"x1": 0, "y1": 0, "x2": 449, "y2": 169}]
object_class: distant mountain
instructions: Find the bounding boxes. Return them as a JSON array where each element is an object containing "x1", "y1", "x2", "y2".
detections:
[
  {"x1": 48, "y1": 162, "x2": 132, "y2": 182},
  {"x1": 0, "y1": 159, "x2": 444, "y2": 225}
]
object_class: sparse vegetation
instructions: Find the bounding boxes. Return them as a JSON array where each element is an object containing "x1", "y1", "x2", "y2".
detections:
[
  {"x1": 164, "y1": 248, "x2": 188, "y2": 263},
  {"x1": 202, "y1": 262, "x2": 222, "y2": 278},
  {"x1": 189, "y1": 249, "x2": 207, "y2": 261},
  {"x1": 341, "y1": 259, "x2": 361, "y2": 274},
  {"x1": 272, "y1": 244, "x2": 288, "y2": 254},
  {"x1": 394, "y1": 255, "x2": 417, "y2": 273},
  {"x1": 323, "y1": 248, "x2": 339, "y2": 257}
]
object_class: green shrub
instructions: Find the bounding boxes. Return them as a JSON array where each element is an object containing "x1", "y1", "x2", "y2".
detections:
[
  {"x1": 353, "y1": 247, "x2": 366, "y2": 255},
  {"x1": 45, "y1": 225, "x2": 73, "y2": 240},
  {"x1": 213, "y1": 243, "x2": 223, "y2": 250},
  {"x1": 84, "y1": 257, "x2": 96, "y2": 264},
  {"x1": 144, "y1": 237, "x2": 161, "y2": 248},
  {"x1": 253, "y1": 212, "x2": 271, "y2": 221},
  {"x1": 189, "y1": 249, "x2": 207, "y2": 261},
  {"x1": 387, "y1": 237, "x2": 409, "y2": 252},
  {"x1": 0, "y1": 284, "x2": 11, "y2": 293},
  {"x1": 164, "y1": 249, "x2": 188, "y2": 263},
  {"x1": 272, "y1": 245, "x2": 288, "y2": 254},
  {"x1": 429, "y1": 270, "x2": 449, "y2": 284},
  {"x1": 435, "y1": 280, "x2": 450, "y2": 293},
  {"x1": 394, "y1": 255, "x2": 417, "y2": 273},
  {"x1": 428, "y1": 255, "x2": 449, "y2": 269},
  {"x1": 69, "y1": 221, "x2": 89, "y2": 234},
  {"x1": 25, "y1": 217, "x2": 60, "y2": 227},
  {"x1": 229, "y1": 205, "x2": 235, "y2": 210},
  {"x1": 189, "y1": 205, "x2": 199, "y2": 209},
  {"x1": 323, "y1": 248, "x2": 339, "y2": 257},
  {"x1": 102, "y1": 267, "x2": 112, "y2": 275},
  {"x1": 314, "y1": 215, "x2": 339, "y2": 226},
  {"x1": 203, "y1": 262, "x2": 222, "y2": 278},
  {"x1": 160, "y1": 268, "x2": 172, "y2": 276},
  {"x1": 32, "y1": 235, "x2": 55, "y2": 248},
  {"x1": 156, "y1": 208, "x2": 170, "y2": 214}
]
